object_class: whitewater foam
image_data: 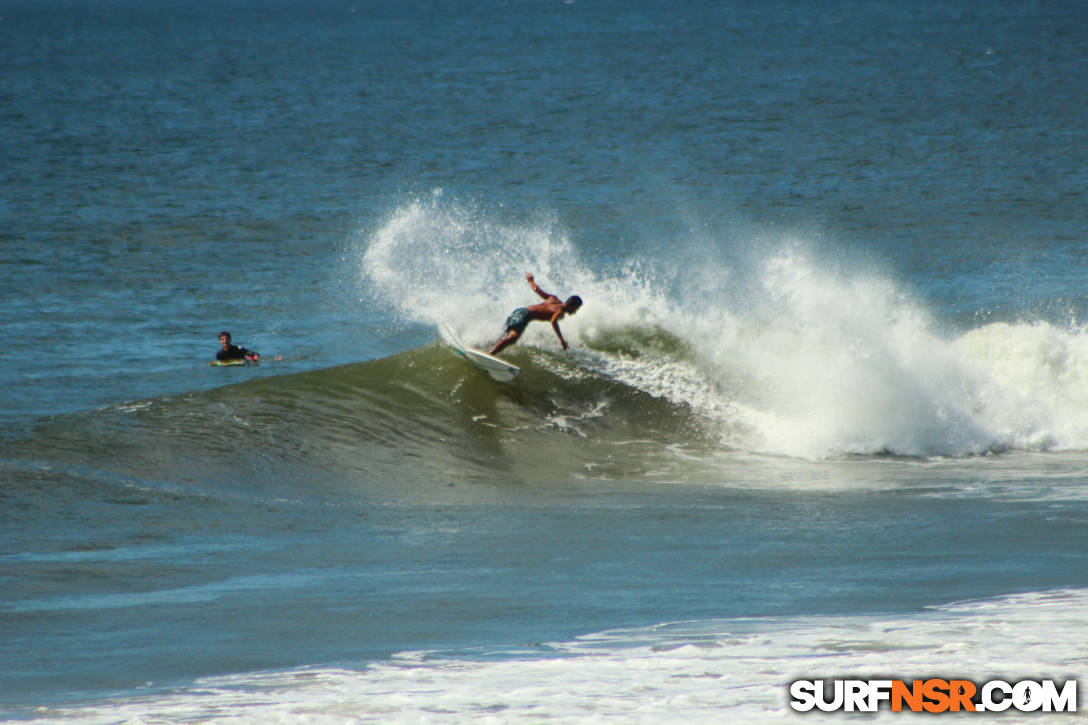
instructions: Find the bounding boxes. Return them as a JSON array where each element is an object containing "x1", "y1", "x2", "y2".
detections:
[
  {"x1": 32, "y1": 588, "x2": 1087, "y2": 724},
  {"x1": 956, "y1": 321, "x2": 1088, "y2": 451}
]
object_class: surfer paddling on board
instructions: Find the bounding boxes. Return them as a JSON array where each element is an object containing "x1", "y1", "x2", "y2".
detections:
[
  {"x1": 488, "y1": 273, "x2": 582, "y2": 356},
  {"x1": 216, "y1": 331, "x2": 260, "y2": 363}
]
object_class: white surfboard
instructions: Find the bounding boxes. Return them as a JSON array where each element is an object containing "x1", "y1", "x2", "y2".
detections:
[{"x1": 442, "y1": 325, "x2": 520, "y2": 382}]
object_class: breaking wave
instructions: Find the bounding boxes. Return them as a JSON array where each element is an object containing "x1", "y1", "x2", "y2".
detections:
[{"x1": 360, "y1": 194, "x2": 1088, "y2": 460}]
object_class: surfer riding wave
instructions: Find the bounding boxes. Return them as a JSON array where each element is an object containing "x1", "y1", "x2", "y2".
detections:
[{"x1": 489, "y1": 273, "x2": 582, "y2": 356}]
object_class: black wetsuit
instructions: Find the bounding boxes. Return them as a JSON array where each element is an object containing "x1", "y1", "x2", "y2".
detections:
[{"x1": 216, "y1": 344, "x2": 256, "y2": 362}]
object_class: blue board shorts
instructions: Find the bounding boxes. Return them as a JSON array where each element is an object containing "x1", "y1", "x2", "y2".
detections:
[{"x1": 503, "y1": 308, "x2": 533, "y2": 335}]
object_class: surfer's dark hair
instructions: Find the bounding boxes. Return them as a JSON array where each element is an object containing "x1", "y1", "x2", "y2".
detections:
[
  {"x1": 219, "y1": 331, "x2": 231, "y2": 339},
  {"x1": 565, "y1": 295, "x2": 583, "y2": 310}
]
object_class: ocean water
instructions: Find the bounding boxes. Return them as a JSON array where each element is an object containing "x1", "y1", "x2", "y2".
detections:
[{"x1": 2, "y1": 0, "x2": 1087, "y2": 721}]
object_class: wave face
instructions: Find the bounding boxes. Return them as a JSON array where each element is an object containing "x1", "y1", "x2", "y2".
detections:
[
  {"x1": 360, "y1": 195, "x2": 1088, "y2": 460},
  {"x1": 7, "y1": 345, "x2": 712, "y2": 495}
]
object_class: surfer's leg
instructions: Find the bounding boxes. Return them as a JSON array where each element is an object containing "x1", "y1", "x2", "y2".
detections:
[
  {"x1": 489, "y1": 329, "x2": 519, "y2": 356},
  {"x1": 489, "y1": 308, "x2": 531, "y2": 356}
]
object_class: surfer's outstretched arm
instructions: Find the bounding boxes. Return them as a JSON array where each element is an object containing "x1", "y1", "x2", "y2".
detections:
[
  {"x1": 550, "y1": 314, "x2": 569, "y2": 351},
  {"x1": 526, "y1": 272, "x2": 556, "y2": 301}
]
